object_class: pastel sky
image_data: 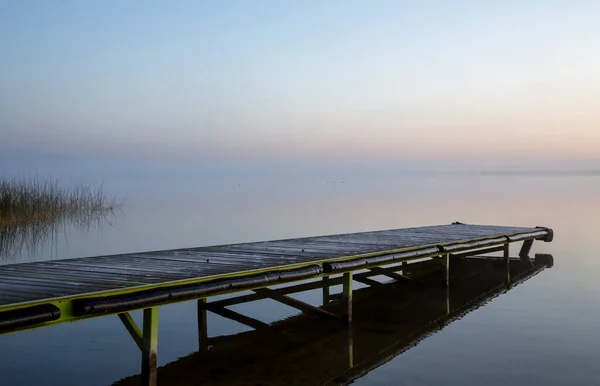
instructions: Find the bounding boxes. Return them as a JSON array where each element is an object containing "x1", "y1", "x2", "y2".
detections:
[{"x1": 1, "y1": 1, "x2": 599, "y2": 162}]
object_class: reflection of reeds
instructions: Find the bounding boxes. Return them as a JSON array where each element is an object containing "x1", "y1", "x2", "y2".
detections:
[{"x1": 0, "y1": 177, "x2": 122, "y2": 260}]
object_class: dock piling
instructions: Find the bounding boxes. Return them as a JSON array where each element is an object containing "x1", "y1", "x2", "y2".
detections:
[
  {"x1": 443, "y1": 253, "x2": 450, "y2": 287},
  {"x1": 504, "y1": 243, "x2": 511, "y2": 286},
  {"x1": 141, "y1": 308, "x2": 159, "y2": 386},
  {"x1": 197, "y1": 299, "x2": 208, "y2": 353},
  {"x1": 342, "y1": 272, "x2": 353, "y2": 324}
]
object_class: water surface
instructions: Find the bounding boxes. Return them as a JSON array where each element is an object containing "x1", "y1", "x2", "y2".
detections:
[{"x1": 0, "y1": 160, "x2": 598, "y2": 385}]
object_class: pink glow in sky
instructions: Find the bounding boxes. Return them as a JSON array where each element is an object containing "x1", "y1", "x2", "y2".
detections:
[{"x1": 1, "y1": 1, "x2": 599, "y2": 162}]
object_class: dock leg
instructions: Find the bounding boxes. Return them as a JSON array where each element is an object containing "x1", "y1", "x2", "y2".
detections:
[
  {"x1": 504, "y1": 243, "x2": 511, "y2": 287},
  {"x1": 342, "y1": 272, "x2": 353, "y2": 324},
  {"x1": 322, "y1": 276, "x2": 331, "y2": 307},
  {"x1": 443, "y1": 253, "x2": 450, "y2": 287},
  {"x1": 141, "y1": 307, "x2": 159, "y2": 386},
  {"x1": 519, "y1": 240, "x2": 534, "y2": 264},
  {"x1": 197, "y1": 298, "x2": 208, "y2": 352}
]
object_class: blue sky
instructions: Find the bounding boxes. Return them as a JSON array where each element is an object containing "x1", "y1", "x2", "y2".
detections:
[{"x1": 1, "y1": 1, "x2": 599, "y2": 162}]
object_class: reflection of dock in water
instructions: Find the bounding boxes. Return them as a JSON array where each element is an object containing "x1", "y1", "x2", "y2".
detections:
[{"x1": 114, "y1": 255, "x2": 552, "y2": 386}]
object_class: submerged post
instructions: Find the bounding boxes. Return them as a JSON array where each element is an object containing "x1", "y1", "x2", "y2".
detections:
[
  {"x1": 197, "y1": 298, "x2": 208, "y2": 352},
  {"x1": 342, "y1": 272, "x2": 353, "y2": 324},
  {"x1": 141, "y1": 307, "x2": 159, "y2": 386}
]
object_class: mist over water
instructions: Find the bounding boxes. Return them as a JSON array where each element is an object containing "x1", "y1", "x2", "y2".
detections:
[
  {"x1": 2, "y1": 152, "x2": 597, "y2": 261},
  {"x1": 0, "y1": 155, "x2": 599, "y2": 385}
]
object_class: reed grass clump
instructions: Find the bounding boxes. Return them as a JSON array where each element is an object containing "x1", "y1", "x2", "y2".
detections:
[
  {"x1": 0, "y1": 176, "x2": 119, "y2": 226},
  {"x1": 0, "y1": 176, "x2": 121, "y2": 258}
]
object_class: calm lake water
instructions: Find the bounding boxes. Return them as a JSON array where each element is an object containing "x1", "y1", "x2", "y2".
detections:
[{"x1": 1, "y1": 159, "x2": 599, "y2": 386}]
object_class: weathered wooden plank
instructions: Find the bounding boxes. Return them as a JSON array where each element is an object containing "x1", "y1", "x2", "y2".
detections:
[
  {"x1": 0, "y1": 286, "x2": 63, "y2": 300},
  {"x1": 0, "y1": 293, "x2": 29, "y2": 303},
  {"x1": 201, "y1": 246, "x2": 331, "y2": 259},
  {"x1": 6, "y1": 261, "x2": 274, "y2": 286},
  {"x1": 0, "y1": 273, "x2": 130, "y2": 289},
  {"x1": 46, "y1": 259, "x2": 249, "y2": 276},
  {"x1": 0, "y1": 266, "x2": 147, "y2": 285},
  {"x1": 0, "y1": 264, "x2": 233, "y2": 290},
  {"x1": 251, "y1": 232, "x2": 511, "y2": 251},
  {"x1": 158, "y1": 250, "x2": 307, "y2": 263},
  {"x1": 143, "y1": 254, "x2": 282, "y2": 267},
  {"x1": 96, "y1": 253, "x2": 290, "y2": 271},
  {"x1": 0, "y1": 282, "x2": 104, "y2": 299},
  {"x1": 0, "y1": 283, "x2": 122, "y2": 301},
  {"x1": 210, "y1": 243, "x2": 365, "y2": 255}
]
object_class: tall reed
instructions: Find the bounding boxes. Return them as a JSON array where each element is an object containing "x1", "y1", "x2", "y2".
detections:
[
  {"x1": 0, "y1": 176, "x2": 121, "y2": 259},
  {"x1": 0, "y1": 176, "x2": 118, "y2": 225}
]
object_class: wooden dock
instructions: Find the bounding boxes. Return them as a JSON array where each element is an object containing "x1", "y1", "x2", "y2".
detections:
[{"x1": 0, "y1": 222, "x2": 554, "y2": 386}]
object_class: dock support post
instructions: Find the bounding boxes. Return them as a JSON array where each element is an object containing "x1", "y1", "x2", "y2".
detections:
[
  {"x1": 504, "y1": 243, "x2": 511, "y2": 286},
  {"x1": 197, "y1": 298, "x2": 208, "y2": 352},
  {"x1": 322, "y1": 276, "x2": 331, "y2": 307},
  {"x1": 443, "y1": 253, "x2": 450, "y2": 287},
  {"x1": 342, "y1": 272, "x2": 353, "y2": 324},
  {"x1": 519, "y1": 240, "x2": 534, "y2": 264},
  {"x1": 141, "y1": 307, "x2": 159, "y2": 386}
]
